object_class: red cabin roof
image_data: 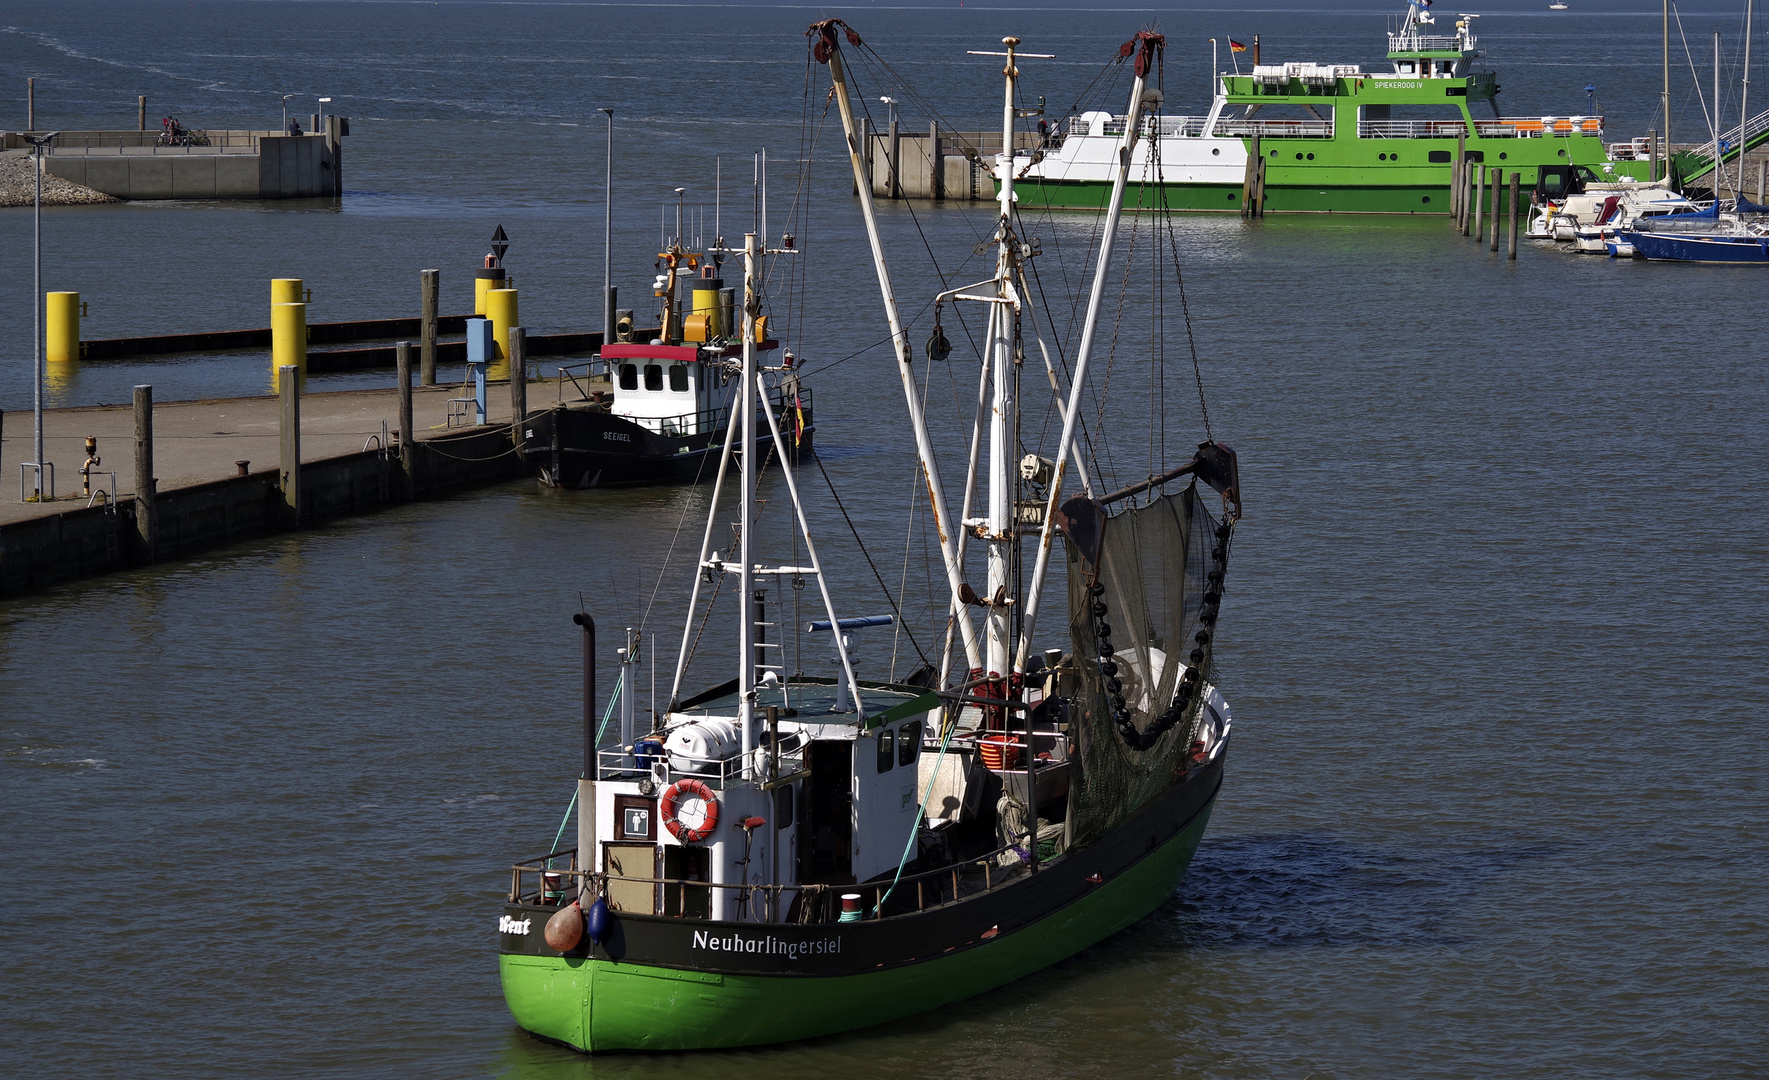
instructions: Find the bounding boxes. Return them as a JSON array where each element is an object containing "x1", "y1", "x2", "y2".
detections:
[{"x1": 600, "y1": 341, "x2": 778, "y2": 363}]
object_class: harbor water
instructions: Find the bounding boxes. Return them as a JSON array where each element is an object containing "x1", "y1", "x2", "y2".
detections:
[{"x1": 3, "y1": 3, "x2": 1765, "y2": 1077}]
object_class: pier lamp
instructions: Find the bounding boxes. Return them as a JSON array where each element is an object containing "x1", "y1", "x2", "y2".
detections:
[
  {"x1": 318, "y1": 96, "x2": 332, "y2": 133},
  {"x1": 1586, "y1": 84, "x2": 1597, "y2": 114},
  {"x1": 20, "y1": 130, "x2": 62, "y2": 502},
  {"x1": 880, "y1": 95, "x2": 898, "y2": 128},
  {"x1": 601, "y1": 108, "x2": 614, "y2": 347},
  {"x1": 281, "y1": 93, "x2": 296, "y2": 132}
]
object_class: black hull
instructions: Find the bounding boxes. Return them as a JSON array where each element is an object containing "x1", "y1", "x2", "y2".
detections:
[{"x1": 528, "y1": 403, "x2": 815, "y2": 489}]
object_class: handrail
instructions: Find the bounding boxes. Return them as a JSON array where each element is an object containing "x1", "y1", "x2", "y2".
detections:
[{"x1": 508, "y1": 835, "x2": 1047, "y2": 923}]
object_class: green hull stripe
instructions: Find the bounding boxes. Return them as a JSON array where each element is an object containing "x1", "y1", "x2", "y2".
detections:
[{"x1": 500, "y1": 804, "x2": 1216, "y2": 1052}]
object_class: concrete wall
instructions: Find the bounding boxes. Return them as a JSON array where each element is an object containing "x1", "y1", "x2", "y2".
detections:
[
  {"x1": 863, "y1": 130, "x2": 1041, "y2": 201},
  {"x1": 38, "y1": 130, "x2": 340, "y2": 200}
]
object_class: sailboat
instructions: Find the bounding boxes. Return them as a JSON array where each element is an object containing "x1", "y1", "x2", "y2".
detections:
[{"x1": 494, "y1": 24, "x2": 1242, "y2": 1053}]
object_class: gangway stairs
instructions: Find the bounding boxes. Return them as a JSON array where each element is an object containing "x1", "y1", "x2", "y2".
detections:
[{"x1": 1675, "y1": 106, "x2": 1769, "y2": 187}]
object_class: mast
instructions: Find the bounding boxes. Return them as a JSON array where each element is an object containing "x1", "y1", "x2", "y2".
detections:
[
  {"x1": 1013, "y1": 33, "x2": 1162, "y2": 677},
  {"x1": 985, "y1": 36, "x2": 1023, "y2": 681},
  {"x1": 813, "y1": 23, "x2": 983, "y2": 676},
  {"x1": 1716, "y1": 32, "x2": 1725, "y2": 195},
  {"x1": 738, "y1": 231, "x2": 758, "y2": 766},
  {"x1": 1744, "y1": 0, "x2": 1754, "y2": 199},
  {"x1": 1664, "y1": 0, "x2": 1672, "y2": 181}
]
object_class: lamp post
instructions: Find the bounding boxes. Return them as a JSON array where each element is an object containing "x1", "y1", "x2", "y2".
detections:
[
  {"x1": 282, "y1": 93, "x2": 296, "y2": 132},
  {"x1": 318, "y1": 96, "x2": 332, "y2": 133},
  {"x1": 1585, "y1": 84, "x2": 1597, "y2": 114},
  {"x1": 600, "y1": 107, "x2": 614, "y2": 347},
  {"x1": 21, "y1": 130, "x2": 61, "y2": 501}
]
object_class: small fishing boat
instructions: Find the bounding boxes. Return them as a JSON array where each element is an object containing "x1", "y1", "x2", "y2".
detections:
[
  {"x1": 496, "y1": 25, "x2": 1243, "y2": 1052},
  {"x1": 532, "y1": 219, "x2": 812, "y2": 488}
]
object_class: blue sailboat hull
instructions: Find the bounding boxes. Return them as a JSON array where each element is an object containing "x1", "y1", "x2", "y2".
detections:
[{"x1": 1618, "y1": 230, "x2": 1769, "y2": 263}]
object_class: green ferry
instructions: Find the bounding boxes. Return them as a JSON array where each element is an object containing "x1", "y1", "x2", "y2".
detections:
[{"x1": 1019, "y1": 0, "x2": 1655, "y2": 213}]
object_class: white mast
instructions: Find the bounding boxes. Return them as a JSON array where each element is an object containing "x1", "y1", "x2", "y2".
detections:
[
  {"x1": 817, "y1": 27, "x2": 984, "y2": 677},
  {"x1": 1013, "y1": 33, "x2": 1162, "y2": 677},
  {"x1": 985, "y1": 37, "x2": 1024, "y2": 681},
  {"x1": 1743, "y1": 0, "x2": 1754, "y2": 200},
  {"x1": 738, "y1": 232, "x2": 758, "y2": 766}
]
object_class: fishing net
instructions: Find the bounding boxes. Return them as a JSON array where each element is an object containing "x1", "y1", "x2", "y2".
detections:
[{"x1": 1063, "y1": 483, "x2": 1222, "y2": 850}]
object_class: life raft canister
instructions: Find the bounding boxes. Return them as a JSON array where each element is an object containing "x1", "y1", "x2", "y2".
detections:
[{"x1": 659, "y1": 777, "x2": 721, "y2": 843}]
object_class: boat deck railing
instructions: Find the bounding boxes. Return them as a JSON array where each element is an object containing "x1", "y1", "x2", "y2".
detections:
[
  {"x1": 551, "y1": 379, "x2": 810, "y2": 439},
  {"x1": 596, "y1": 738, "x2": 809, "y2": 791},
  {"x1": 509, "y1": 840, "x2": 1046, "y2": 924},
  {"x1": 1214, "y1": 119, "x2": 1334, "y2": 139}
]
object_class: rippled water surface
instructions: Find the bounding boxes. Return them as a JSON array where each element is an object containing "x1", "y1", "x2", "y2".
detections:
[{"x1": 3, "y1": 3, "x2": 1767, "y2": 1078}]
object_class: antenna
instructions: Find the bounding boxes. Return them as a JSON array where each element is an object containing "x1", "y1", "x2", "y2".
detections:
[
  {"x1": 715, "y1": 156, "x2": 722, "y2": 249},
  {"x1": 761, "y1": 148, "x2": 768, "y2": 247}
]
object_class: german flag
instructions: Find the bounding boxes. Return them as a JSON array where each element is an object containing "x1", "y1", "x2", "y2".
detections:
[{"x1": 1229, "y1": 39, "x2": 1247, "y2": 52}]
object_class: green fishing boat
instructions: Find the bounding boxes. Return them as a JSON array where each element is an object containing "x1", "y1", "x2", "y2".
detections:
[
  {"x1": 497, "y1": 25, "x2": 1242, "y2": 1052},
  {"x1": 1017, "y1": 0, "x2": 1655, "y2": 214}
]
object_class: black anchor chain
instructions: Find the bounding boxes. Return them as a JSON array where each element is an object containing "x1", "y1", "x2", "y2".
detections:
[{"x1": 1091, "y1": 520, "x2": 1233, "y2": 752}]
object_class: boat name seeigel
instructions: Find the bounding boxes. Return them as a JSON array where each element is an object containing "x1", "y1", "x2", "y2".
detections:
[{"x1": 690, "y1": 930, "x2": 842, "y2": 958}]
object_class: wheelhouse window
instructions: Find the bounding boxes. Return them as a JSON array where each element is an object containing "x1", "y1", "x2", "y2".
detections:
[
  {"x1": 898, "y1": 721, "x2": 920, "y2": 767},
  {"x1": 644, "y1": 364, "x2": 663, "y2": 391},
  {"x1": 876, "y1": 728, "x2": 894, "y2": 773},
  {"x1": 669, "y1": 363, "x2": 690, "y2": 392},
  {"x1": 619, "y1": 364, "x2": 638, "y2": 390}
]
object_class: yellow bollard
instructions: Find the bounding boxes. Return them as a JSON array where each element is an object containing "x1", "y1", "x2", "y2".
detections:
[
  {"x1": 485, "y1": 288, "x2": 518, "y2": 374},
  {"x1": 271, "y1": 278, "x2": 304, "y2": 312},
  {"x1": 474, "y1": 267, "x2": 506, "y2": 315},
  {"x1": 46, "y1": 291, "x2": 80, "y2": 364},
  {"x1": 272, "y1": 301, "x2": 307, "y2": 392}
]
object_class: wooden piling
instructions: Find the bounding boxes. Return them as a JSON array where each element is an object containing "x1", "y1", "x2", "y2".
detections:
[
  {"x1": 396, "y1": 341, "x2": 414, "y2": 492},
  {"x1": 27, "y1": 78, "x2": 34, "y2": 132},
  {"x1": 1472, "y1": 165, "x2": 1484, "y2": 238},
  {"x1": 1759, "y1": 159, "x2": 1766, "y2": 202},
  {"x1": 1454, "y1": 132, "x2": 1466, "y2": 223},
  {"x1": 1252, "y1": 136, "x2": 1266, "y2": 216},
  {"x1": 138, "y1": 95, "x2": 146, "y2": 132},
  {"x1": 1509, "y1": 172, "x2": 1520, "y2": 260},
  {"x1": 1241, "y1": 137, "x2": 1258, "y2": 218},
  {"x1": 1490, "y1": 170, "x2": 1502, "y2": 251},
  {"x1": 420, "y1": 269, "x2": 439, "y2": 386},
  {"x1": 279, "y1": 366, "x2": 301, "y2": 526},
  {"x1": 133, "y1": 385, "x2": 155, "y2": 561},
  {"x1": 510, "y1": 326, "x2": 528, "y2": 460},
  {"x1": 1649, "y1": 128, "x2": 1659, "y2": 182}
]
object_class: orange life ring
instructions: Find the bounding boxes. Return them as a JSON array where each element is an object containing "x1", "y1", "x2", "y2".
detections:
[{"x1": 659, "y1": 778, "x2": 720, "y2": 843}]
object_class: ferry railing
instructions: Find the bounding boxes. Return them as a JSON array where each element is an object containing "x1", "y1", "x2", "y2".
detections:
[
  {"x1": 1212, "y1": 119, "x2": 1334, "y2": 139},
  {"x1": 1386, "y1": 32, "x2": 1471, "y2": 53}
]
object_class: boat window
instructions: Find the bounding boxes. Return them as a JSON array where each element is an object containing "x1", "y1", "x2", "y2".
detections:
[
  {"x1": 669, "y1": 363, "x2": 690, "y2": 392},
  {"x1": 644, "y1": 364, "x2": 663, "y2": 391},
  {"x1": 774, "y1": 783, "x2": 793, "y2": 829},
  {"x1": 1428, "y1": 150, "x2": 1452, "y2": 163},
  {"x1": 619, "y1": 363, "x2": 638, "y2": 390},
  {"x1": 899, "y1": 721, "x2": 920, "y2": 767},
  {"x1": 876, "y1": 728, "x2": 894, "y2": 773},
  {"x1": 1397, "y1": 61, "x2": 1416, "y2": 74}
]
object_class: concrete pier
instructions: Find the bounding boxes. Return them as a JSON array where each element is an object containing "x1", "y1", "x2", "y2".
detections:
[{"x1": 0, "y1": 383, "x2": 529, "y2": 597}]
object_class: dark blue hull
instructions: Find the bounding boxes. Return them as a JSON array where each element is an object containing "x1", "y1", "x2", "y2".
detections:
[{"x1": 1619, "y1": 230, "x2": 1769, "y2": 263}]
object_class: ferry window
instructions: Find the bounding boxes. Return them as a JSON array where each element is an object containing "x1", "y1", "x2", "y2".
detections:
[
  {"x1": 899, "y1": 721, "x2": 920, "y2": 767},
  {"x1": 1428, "y1": 150, "x2": 1452, "y2": 163},
  {"x1": 1499, "y1": 152, "x2": 1508, "y2": 160},
  {"x1": 619, "y1": 364, "x2": 638, "y2": 390},
  {"x1": 669, "y1": 364, "x2": 689, "y2": 392},
  {"x1": 1211, "y1": 147, "x2": 1220, "y2": 156},
  {"x1": 644, "y1": 364, "x2": 663, "y2": 391},
  {"x1": 1398, "y1": 61, "x2": 1416, "y2": 73},
  {"x1": 876, "y1": 728, "x2": 894, "y2": 773}
]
